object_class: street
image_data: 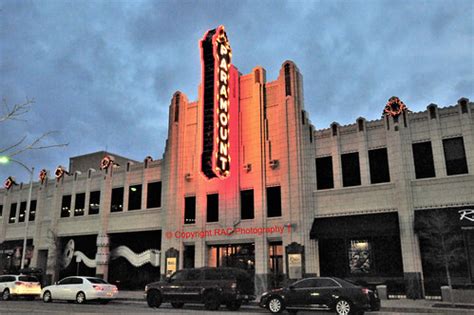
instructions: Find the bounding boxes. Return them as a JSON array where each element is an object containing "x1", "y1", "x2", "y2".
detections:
[{"x1": 0, "y1": 299, "x2": 449, "y2": 315}]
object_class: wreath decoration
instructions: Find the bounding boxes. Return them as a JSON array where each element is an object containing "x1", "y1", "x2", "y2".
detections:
[
  {"x1": 39, "y1": 169, "x2": 48, "y2": 184},
  {"x1": 4, "y1": 176, "x2": 17, "y2": 190},
  {"x1": 383, "y1": 96, "x2": 408, "y2": 118},
  {"x1": 100, "y1": 155, "x2": 113, "y2": 170}
]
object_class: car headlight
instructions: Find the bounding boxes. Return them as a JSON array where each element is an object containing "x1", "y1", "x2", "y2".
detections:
[{"x1": 145, "y1": 285, "x2": 148, "y2": 292}]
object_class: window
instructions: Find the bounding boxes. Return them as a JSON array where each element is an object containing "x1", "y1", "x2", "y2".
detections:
[
  {"x1": 128, "y1": 184, "x2": 142, "y2": 210},
  {"x1": 341, "y1": 152, "x2": 361, "y2": 187},
  {"x1": 284, "y1": 63, "x2": 291, "y2": 96},
  {"x1": 241, "y1": 189, "x2": 254, "y2": 220},
  {"x1": 19, "y1": 201, "x2": 27, "y2": 223},
  {"x1": 87, "y1": 278, "x2": 108, "y2": 284},
  {"x1": 29, "y1": 200, "x2": 36, "y2": 221},
  {"x1": 316, "y1": 157, "x2": 334, "y2": 189},
  {"x1": 89, "y1": 191, "x2": 100, "y2": 215},
  {"x1": 58, "y1": 278, "x2": 74, "y2": 285},
  {"x1": 74, "y1": 193, "x2": 85, "y2": 216},
  {"x1": 184, "y1": 196, "x2": 196, "y2": 224},
  {"x1": 9, "y1": 203, "x2": 17, "y2": 223},
  {"x1": 70, "y1": 278, "x2": 84, "y2": 284},
  {"x1": 111, "y1": 187, "x2": 124, "y2": 212},
  {"x1": 294, "y1": 278, "x2": 318, "y2": 288},
  {"x1": 369, "y1": 148, "x2": 390, "y2": 184},
  {"x1": 186, "y1": 269, "x2": 201, "y2": 281},
  {"x1": 147, "y1": 182, "x2": 162, "y2": 208},
  {"x1": 443, "y1": 137, "x2": 468, "y2": 175},
  {"x1": 267, "y1": 186, "x2": 282, "y2": 217},
  {"x1": 61, "y1": 195, "x2": 71, "y2": 217},
  {"x1": 0, "y1": 205, "x2": 2, "y2": 217},
  {"x1": 412, "y1": 142, "x2": 436, "y2": 179},
  {"x1": 314, "y1": 278, "x2": 340, "y2": 288},
  {"x1": 349, "y1": 240, "x2": 372, "y2": 274},
  {"x1": 207, "y1": 193, "x2": 219, "y2": 222}
]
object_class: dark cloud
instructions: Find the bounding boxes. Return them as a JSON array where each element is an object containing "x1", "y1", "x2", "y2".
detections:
[{"x1": 0, "y1": 0, "x2": 472, "y2": 182}]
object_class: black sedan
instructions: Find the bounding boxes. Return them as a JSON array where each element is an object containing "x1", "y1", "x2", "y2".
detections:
[{"x1": 259, "y1": 277, "x2": 371, "y2": 315}]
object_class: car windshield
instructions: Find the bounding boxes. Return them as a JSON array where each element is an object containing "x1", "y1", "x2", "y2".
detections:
[
  {"x1": 87, "y1": 278, "x2": 109, "y2": 284},
  {"x1": 18, "y1": 276, "x2": 39, "y2": 282}
]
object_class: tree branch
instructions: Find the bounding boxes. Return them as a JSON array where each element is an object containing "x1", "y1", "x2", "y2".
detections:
[
  {"x1": 0, "y1": 97, "x2": 34, "y2": 123},
  {"x1": 7, "y1": 131, "x2": 68, "y2": 158}
]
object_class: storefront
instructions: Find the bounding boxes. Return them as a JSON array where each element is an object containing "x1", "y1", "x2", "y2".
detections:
[
  {"x1": 310, "y1": 212, "x2": 404, "y2": 292},
  {"x1": 415, "y1": 206, "x2": 474, "y2": 295}
]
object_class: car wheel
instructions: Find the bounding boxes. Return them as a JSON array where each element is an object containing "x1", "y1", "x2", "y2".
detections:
[
  {"x1": 335, "y1": 299, "x2": 352, "y2": 315},
  {"x1": 226, "y1": 300, "x2": 242, "y2": 311},
  {"x1": 204, "y1": 292, "x2": 220, "y2": 310},
  {"x1": 2, "y1": 289, "x2": 10, "y2": 301},
  {"x1": 171, "y1": 302, "x2": 184, "y2": 308},
  {"x1": 43, "y1": 291, "x2": 52, "y2": 303},
  {"x1": 76, "y1": 291, "x2": 86, "y2": 304},
  {"x1": 146, "y1": 290, "x2": 162, "y2": 308},
  {"x1": 267, "y1": 296, "x2": 284, "y2": 313}
]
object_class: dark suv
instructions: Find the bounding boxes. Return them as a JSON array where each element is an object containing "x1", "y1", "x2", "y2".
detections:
[{"x1": 145, "y1": 267, "x2": 255, "y2": 311}]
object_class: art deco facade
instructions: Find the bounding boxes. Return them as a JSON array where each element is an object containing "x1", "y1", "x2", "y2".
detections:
[{"x1": 1, "y1": 26, "x2": 473, "y2": 297}]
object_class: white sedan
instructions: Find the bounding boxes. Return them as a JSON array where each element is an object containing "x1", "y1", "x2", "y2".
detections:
[{"x1": 41, "y1": 276, "x2": 118, "y2": 304}]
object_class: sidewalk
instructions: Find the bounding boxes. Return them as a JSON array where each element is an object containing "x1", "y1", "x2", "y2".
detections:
[{"x1": 117, "y1": 291, "x2": 474, "y2": 313}]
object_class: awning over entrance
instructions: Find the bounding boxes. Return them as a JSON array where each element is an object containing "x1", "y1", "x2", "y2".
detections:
[
  {"x1": 414, "y1": 206, "x2": 474, "y2": 232},
  {"x1": 310, "y1": 212, "x2": 399, "y2": 239}
]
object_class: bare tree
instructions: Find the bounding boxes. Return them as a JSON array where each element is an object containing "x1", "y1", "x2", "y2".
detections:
[
  {"x1": 1, "y1": 98, "x2": 68, "y2": 162},
  {"x1": 416, "y1": 211, "x2": 466, "y2": 305}
]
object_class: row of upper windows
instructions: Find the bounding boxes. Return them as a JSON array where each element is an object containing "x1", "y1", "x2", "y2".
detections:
[
  {"x1": 183, "y1": 186, "x2": 282, "y2": 224},
  {"x1": 316, "y1": 136, "x2": 469, "y2": 190},
  {"x1": 60, "y1": 182, "x2": 162, "y2": 218},
  {"x1": 3, "y1": 201, "x2": 37, "y2": 224}
]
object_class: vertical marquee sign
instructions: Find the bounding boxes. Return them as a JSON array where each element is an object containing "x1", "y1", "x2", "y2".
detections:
[{"x1": 200, "y1": 25, "x2": 232, "y2": 180}]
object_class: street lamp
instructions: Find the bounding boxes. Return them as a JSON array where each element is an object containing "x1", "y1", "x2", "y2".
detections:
[{"x1": 0, "y1": 156, "x2": 34, "y2": 270}]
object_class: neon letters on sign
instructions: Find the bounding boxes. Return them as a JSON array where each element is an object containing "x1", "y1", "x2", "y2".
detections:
[{"x1": 200, "y1": 25, "x2": 232, "y2": 179}]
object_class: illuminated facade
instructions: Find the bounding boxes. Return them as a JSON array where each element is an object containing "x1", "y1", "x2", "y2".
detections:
[{"x1": 1, "y1": 26, "x2": 473, "y2": 298}]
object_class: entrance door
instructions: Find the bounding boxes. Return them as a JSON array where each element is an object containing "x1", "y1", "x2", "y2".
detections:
[
  {"x1": 269, "y1": 242, "x2": 283, "y2": 288},
  {"x1": 208, "y1": 243, "x2": 255, "y2": 276},
  {"x1": 183, "y1": 245, "x2": 195, "y2": 268}
]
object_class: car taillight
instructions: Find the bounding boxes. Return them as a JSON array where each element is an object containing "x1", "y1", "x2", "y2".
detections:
[
  {"x1": 231, "y1": 282, "x2": 237, "y2": 289},
  {"x1": 361, "y1": 288, "x2": 370, "y2": 295},
  {"x1": 14, "y1": 281, "x2": 23, "y2": 286},
  {"x1": 112, "y1": 286, "x2": 118, "y2": 292},
  {"x1": 93, "y1": 285, "x2": 104, "y2": 291}
]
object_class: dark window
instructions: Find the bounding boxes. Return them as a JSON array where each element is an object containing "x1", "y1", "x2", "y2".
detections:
[
  {"x1": 184, "y1": 196, "x2": 196, "y2": 224},
  {"x1": 341, "y1": 152, "x2": 361, "y2": 187},
  {"x1": 412, "y1": 142, "x2": 436, "y2": 179},
  {"x1": 9, "y1": 203, "x2": 17, "y2": 223},
  {"x1": 267, "y1": 186, "x2": 282, "y2": 217},
  {"x1": 443, "y1": 137, "x2": 468, "y2": 175},
  {"x1": 429, "y1": 106, "x2": 437, "y2": 119},
  {"x1": 19, "y1": 201, "x2": 27, "y2": 223},
  {"x1": 460, "y1": 99, "x2": 468, "y2": 113},
  {"x1": 89, "y1": 191, "x2": 100, "y2": 215},
  {"x1": 301, "y1": 110, "x2": 305, "y2": 125},
  {"x1": 174, "y1": 94, "x2": 180, "y2": 122},
  {"x1": 128, "y1": 184, "x2": 142, "y2": 210},
  {"x1": 207, "y1": 193, "x2": 219, "y2": 222},
  {"x1": 358, "y1": 119, "x2": 364, "y2": 132},
  {"x1": 147, "y1": 182, "x2": 161, "y2": 208},
  {"x1": 111, "y1": 187, "x2": 124, "y2": 212},
  {"x1": 0, "y1": 205, "x2": 3, "y2": 217},
  {"x1": 294, "y1": 279, "x2": 318, "y2": 288},
  {"x1": 18, "y1": 276, "x2": 38, "y2": 282},
  {"x1": 332, "y1": 124, "x2": 338, "y2": 136},
  {"x1": 186, "y1": 269, "x2": 201, "y2": 280},
  {"x1": 241, "y1": 189, "x2": 254, "y2": 220},
  {"x1": 314, "y1": 278, "x2": 340, "y2": 288},
  {"x1": 74, "y1": 193, "x2": 85, "y2": 216},
  {"x1": 70, "y1": 278, "x2": 83, "y2": 284},
  {"x1": 87, "y1": 278, "x2": 108, "y2": 284},
  {"x1": 369, "y1": 148, "x2": 391, "y2": 184},
  {"x1": 29, "y1": 200, "x2": 36, "y2": 221},
  {"x1": 316, "y1": 157, "x2": 334, "y2": 189},
  {"x1": 309, "y1": 127, "x2": 313, "y2": 143},
  {"x1": 61, "y1": 195, "x2": 71, "y2": 217},
  {"x1": 58, "y1": 278, "x2": 74, "y2": 285},
  {"x1": 284, "y1": 63, "x2": 291, "y2": 96}
]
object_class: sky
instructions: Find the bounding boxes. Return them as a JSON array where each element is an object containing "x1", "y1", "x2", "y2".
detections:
[{"x1": 0, "y1": 0, "x2": 473, "y2": 183}]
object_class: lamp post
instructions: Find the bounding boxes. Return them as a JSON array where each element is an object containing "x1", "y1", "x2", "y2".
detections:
[{"x1": 0, "y1": 157, "x2": 34, "y2": 270}]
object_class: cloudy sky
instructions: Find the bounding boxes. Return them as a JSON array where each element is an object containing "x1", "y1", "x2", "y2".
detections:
[{"x1": 1, "y1": 0, "x2": 472, "y2": 183}]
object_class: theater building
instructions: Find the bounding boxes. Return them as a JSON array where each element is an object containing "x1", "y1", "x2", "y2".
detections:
[{"x1": 0, "y1": 26, "x2": 473, "y2": 297}]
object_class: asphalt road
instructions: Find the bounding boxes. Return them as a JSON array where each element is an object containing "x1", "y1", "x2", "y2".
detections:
[{"x1": 0, "y1": 299, "x2": 431, "y2": 314}]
